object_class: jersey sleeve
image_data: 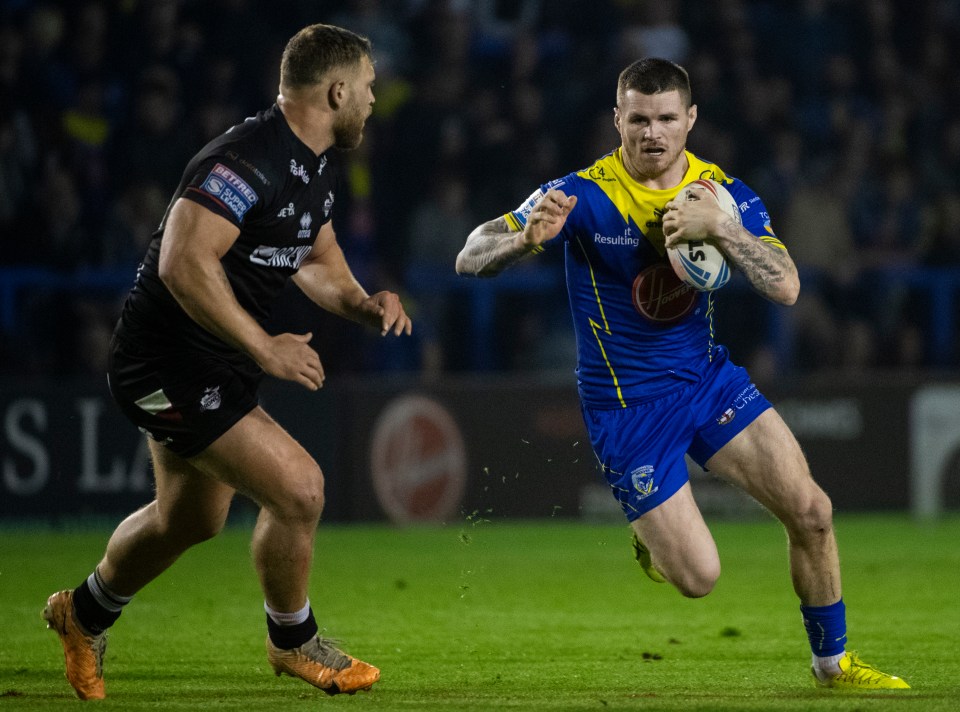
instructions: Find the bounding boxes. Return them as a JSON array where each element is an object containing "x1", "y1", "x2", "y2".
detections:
[
  {"x1": 504, "y1": 187, "x2": 545, "y2": 232},
  {"x1": 727, "y1": 178, "x2": 785, "y2": 249},
  {"x1": 181, "y1": 151, "x2": 273, "y2": 228},
  {"x1": 503, "y1": 176, "x2": 578, "y2": 253}
]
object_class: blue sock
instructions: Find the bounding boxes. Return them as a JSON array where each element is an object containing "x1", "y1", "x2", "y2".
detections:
[{"x1": 800, "y1": 598, "x2": 847, "y2": 657}]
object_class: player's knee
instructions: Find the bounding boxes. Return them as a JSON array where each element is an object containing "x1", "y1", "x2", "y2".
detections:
[
  {"x1": 787, "y1": 487, "x2": 834, "y2": 539},
  {"x1": 808, "y1": 490, "x2": 834, "y2": 530},
  {"x1": 276, "y1": 459, "x2": 326, "y2": 523},
  {"x1": 674, "y1": 560, "x2": 721, "y2": 599},
  {"x1": 179, "y1": 517, "x2": 225, "y2": 546},
  {"x1": 157, "y1": 507, "x2": 226, "y2": 547}
]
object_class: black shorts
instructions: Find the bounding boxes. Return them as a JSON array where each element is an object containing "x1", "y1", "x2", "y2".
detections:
[{"x1": 107, "y1": 333, "x2": 262, "y2": 458}]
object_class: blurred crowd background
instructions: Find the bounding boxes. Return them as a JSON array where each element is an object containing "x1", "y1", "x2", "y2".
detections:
[{"x1": 2, "y1": 0, "x2": 960, "y2": 383}]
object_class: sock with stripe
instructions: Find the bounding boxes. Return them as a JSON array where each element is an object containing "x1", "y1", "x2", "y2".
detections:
[
  {"x1": 265, "y1": 600, "x2": 318, "y2": 650},
  {"x1": 800, "y1": 598, "x2": 848, "y2": 680},
  {"x1": 72, "y1": 567, "x2": 133, "y2": 635}
]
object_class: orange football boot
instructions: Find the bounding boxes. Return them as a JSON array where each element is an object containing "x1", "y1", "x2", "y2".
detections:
[
  {"x1": 43, "y1": 590, "x2": 107, "y2": 700},
  {"x1": 267, "y1": 635, "x2": 380, "y2": 695}
]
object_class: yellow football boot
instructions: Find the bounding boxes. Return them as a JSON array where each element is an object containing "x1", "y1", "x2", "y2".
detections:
[
  {"x1": 813, "y1": 651, "x2": 910, "y2": 690},
  {"x1": 631, "y1": 532, "x2": 666, "y2": 583}
]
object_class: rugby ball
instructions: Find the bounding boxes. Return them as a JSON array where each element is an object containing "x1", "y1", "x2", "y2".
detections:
[{"x1": 666, "y1": 179, "x2": 740, "y2": 291}]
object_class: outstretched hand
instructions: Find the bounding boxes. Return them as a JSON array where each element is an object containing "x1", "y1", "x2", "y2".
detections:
[
  {"x1": 522, "y1": 189, "x2": 578, "y2": 248},
  {"x1": 359, "y1": 291, "x2": 413, "y2": 336}
]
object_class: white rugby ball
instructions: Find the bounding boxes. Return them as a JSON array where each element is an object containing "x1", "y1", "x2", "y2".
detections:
[{"x1": 666, "y1": 179, "x2": 740, "y2": 291}]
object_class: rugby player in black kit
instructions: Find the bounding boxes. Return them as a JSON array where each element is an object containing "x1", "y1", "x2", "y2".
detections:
[{"x1": 43, "y1": 24, "x2": 410, "y2": 700}]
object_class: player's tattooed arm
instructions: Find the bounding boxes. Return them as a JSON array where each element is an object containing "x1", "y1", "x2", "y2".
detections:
[
  {"x1": 455, "y1": 216, "x2": 534, "y2": 277},
  {"x1": 457, "y1": 189, "x2": 577, "y2": 277},
  {"x1": 719, "y1": 218, "x2": 800, "y2": 305}
]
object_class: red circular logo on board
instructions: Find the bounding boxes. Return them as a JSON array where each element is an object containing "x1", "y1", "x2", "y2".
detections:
[
  {"x1": 632, "y1": 263, "x2": 697, "y2": 324},
  {"x1": 370, "y1": 395, "x2": 467, "y2": 524}
]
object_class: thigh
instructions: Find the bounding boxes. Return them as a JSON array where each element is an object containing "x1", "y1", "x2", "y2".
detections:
[
  {"x1": 187, "y1": 406, "x2": 321, "y2": 512},
  {"x1": 149, "y1": 437, "x2": 235, "y2": 532},
  {"x1": 705, "y1": 408, "x2": 818, "y2": 518},
  {"x1": 632, "y1": 481, "x2": 718, "y2": 568}
]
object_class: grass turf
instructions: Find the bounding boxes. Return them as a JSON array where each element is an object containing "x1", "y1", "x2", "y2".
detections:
[{"x1": 1, "y1": 514, "x2": 958, "y2": 710}]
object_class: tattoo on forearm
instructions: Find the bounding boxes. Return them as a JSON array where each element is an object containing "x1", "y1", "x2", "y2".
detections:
[
  {"x1": 724, "y1": 221, "x2": 789, "y2": 294},
  {"x1": 459, "y1": 217, "x2": 528, "y2": 275}
]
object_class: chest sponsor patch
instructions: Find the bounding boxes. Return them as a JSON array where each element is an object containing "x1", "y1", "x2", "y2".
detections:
[
  {"x1": 249, "y1": 245, "x2": 312, "y2": 270},
  {"x1": 200, "y1": 163, "x2": 259, "y2": 221},
  {"x1": 631, "y1": 263, "x2": 696, "y2": 324}
]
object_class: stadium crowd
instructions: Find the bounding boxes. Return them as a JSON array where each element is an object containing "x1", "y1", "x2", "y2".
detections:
[{"x1": 2, "y1": 0, "x2": 960, "y2": 380}]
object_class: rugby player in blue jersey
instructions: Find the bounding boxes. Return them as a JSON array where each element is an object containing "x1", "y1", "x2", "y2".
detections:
[{"x1": 457, "y1": 58, "x2": 907, "y2": 690}]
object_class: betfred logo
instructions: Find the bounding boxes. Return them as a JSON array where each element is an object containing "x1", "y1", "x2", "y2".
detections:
[
  {"x1": 370, "y1": 395, "x2": 467, "y2": 524},
  {"x1": 632, "y1": 263, "x2": 696, "y2": 324}
]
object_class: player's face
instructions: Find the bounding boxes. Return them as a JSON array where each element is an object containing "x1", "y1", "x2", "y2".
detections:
[
  {"x1": 334, "y1": 56, "x2": 376, "y2": 150},
  {"x1": 615, "y1": 89, "x2": 696, "y2": 186}
]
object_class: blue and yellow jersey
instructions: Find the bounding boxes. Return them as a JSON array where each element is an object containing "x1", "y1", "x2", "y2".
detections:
[{"x1": 505, "y1": 148, "x2": 784, "y2": 409}]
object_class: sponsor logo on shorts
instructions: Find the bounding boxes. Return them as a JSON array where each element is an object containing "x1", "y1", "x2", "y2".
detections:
[
  {"x1": 200, "y1": 163, "x2": 258, "y2": 221},
  {"x1": 630, "y1": 465, "x2": 658, "y2": 500},
  {"x1": 732, "y1": 384, "x2": 762, "y2": 411},
  {"x1": 200, "y1": 385, "x2": 221, "y2": 412},
  {"x1": 717, "y1": 407, "x2": 736, "y2": 425}
]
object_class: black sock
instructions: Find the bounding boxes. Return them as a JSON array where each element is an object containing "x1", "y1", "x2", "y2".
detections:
[
  {"x1": 266, "y1": 607, "x2": 318, "y2": 649},
  {"x1": 72, "y1": 579, "x2": 122, "y2": 635}
]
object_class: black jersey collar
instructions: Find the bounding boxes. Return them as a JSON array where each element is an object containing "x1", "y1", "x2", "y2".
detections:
[{"x1": 270, "y1": 103, "x2": 331, "y2": 169}]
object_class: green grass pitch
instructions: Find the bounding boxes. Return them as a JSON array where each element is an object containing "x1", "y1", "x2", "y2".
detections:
[{"x1": 2, "y1": 514, "x2": 958, "y2": 710}]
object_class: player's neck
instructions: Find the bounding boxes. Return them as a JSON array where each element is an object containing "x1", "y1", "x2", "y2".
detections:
[{"x1": 277, "y1": 94, "x2": 334, "y2": 157}]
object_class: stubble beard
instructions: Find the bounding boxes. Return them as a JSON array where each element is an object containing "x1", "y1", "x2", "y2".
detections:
[
  {"x1": 333, "y1": 109, "x2": 366, "y2": 150},
  {"x1": 627, "y1": 142, "x2": 685, "y2": 182}
]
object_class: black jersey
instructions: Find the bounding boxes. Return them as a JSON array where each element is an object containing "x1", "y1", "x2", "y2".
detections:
[{"x1": 116, "y1": 104, "x2": 341, "y2": 360}]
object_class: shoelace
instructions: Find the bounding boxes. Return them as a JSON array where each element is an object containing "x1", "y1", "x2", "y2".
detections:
[
  {"x1": 89, "y1": 633, "x2": 107, "y2": 677},
  {"x1": 841, "y1": 655, "x2": 888, "y2": 685},
  {"x1": 301, "y1": 636, "x2": 352, "y2": 671}
]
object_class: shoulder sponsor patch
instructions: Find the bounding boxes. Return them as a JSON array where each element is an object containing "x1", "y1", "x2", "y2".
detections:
[
  {"x1": 200, "y1": 163, "x2": 259, "y2": 221},
  {"x1": 508, "y1": 187, "x2": 547, "y2": 228}
]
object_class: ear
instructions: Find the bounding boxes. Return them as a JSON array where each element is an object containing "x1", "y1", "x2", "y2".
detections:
[
  {"x1": 614, "y1": 106, "x2": 621, "y2": 134},
  {"x1": 687, "y1": 103, "x2": 698, "y2": 132},
  {"x1": 327, "y1": 80, "x2": 346, "y2": 110}
]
